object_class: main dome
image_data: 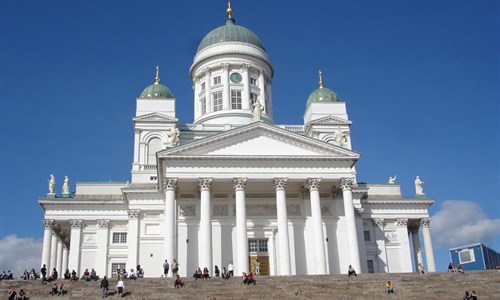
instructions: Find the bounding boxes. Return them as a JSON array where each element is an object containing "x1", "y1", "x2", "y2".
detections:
[{"x1": 197, "y1": 18, "x2": 265, "y2": 53}]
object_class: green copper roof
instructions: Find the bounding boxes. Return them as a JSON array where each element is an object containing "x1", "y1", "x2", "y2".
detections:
[
  {"x1": 306, "y1": 87, "x2": 340, "y2": 108},
  {"x1": 140, "y1": 83, "x2": 174, "y2": 99},
  {"x1": 197, "y1": 18, "x2": 265, "y2": 52}
]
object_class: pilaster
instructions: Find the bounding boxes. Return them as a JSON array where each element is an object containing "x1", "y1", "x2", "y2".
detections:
[
  {"x1": 96, "y1": 219, "x2": 110, "y2": 276},
  {"x1": 127, "y1": 210, "x2": 140, "y2": 272},
  {"x1": 68, "y1": 220, "x2": 83, "y2": 274},
  {"x1": 396, "y1": 218, "x2": 412, "y2": 272}
]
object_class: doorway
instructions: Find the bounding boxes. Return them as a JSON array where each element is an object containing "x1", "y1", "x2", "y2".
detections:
[{"x1": 248, "y1": 239, "x2": 269, "y2": 276}]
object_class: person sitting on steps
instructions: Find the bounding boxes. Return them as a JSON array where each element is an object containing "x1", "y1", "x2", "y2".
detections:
[
  {"x1": 348, "y1": 265, "x2": 357, "y2": 277},
  {"x1": 174, "y1": 274, "x2": 184, "y2": 288},
  {"x1": 385, "y1": 281, "x2": 396, "y2": 294}
]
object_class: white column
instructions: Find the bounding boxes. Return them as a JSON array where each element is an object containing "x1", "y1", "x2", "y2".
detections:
[
  {"x1": 199, "y1": 178, "x2": 213, "y2": 271},
  {"x1": 222, "y1": 63, "x2": 230, "y2": 110},
  {"x1": 62, "y1": 246, "x2": 69, "y2": 275},
  {"x1": 50, "y1": 232, "x2": 58, "y2": 273},
  {"x1": 127, "y1": 210, "x2": 140, "y2": 272},
  {"x1": 96, "y1": 220, "x2": 110, "y2": 277},
  {"x1": 68, "y1": 220, "x2": 82, "y2": 274},
  {"x1": 234, "y1": 178, "x2": 248, "y2": 275},
  {"x1": 307, "y1": 178, "x2": 327, "y2": 274},
  {"x1": 340, "y1": 178, "x2": 361, "y2": 273},
  {"x1": 132, "y1": 129, "x2": 140, "y2": 171},
  {"x1": 56, "y1": 239, "x2": 63, "y2": 275},
  {"x1": 242, "y1": 64, "x2": 250, "y2": 109},
  {"x1": 164, "y1": 178, "x2": 177, "y2": 264},
  {"x1": 396, "y1": 218, "x2": 413, "y2": 272},
  {"x1": 411, "y1": 227, "x2": 423, "y2": 271},
  {"x1": 194, "y1": 77, "x2": 201, "y2": 119},
  {"x1": 274, "y1": 178, "x2": 291, "y2": 275},
  {"x1": 373, "y1": 219, "x2": 388, "y2": 273},
  {"x1": 420, "y1": 217, "x2": 436, "y2": 272},
  {"x1": 258, "y1": 69, "x2": 266, "y2": 112},
  {"x1": 41, "y1": 219, "x2": 54, "y2": 269},
  {"x1": 205, "y1": 68, "x2": 212, "y2": 113}
]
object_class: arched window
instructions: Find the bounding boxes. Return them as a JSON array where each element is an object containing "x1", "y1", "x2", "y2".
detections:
[{"x1": 147, "y1": 138, "x2": 162, "y2": 164}]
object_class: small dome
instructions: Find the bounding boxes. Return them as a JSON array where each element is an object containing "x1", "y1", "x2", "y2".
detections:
[
  {"x1": 140, "y1": 83, "x2": 174, "y2": 99},
  {"x1": 306, "y1": 87, "x2": 340, "y2": 108},
  {"x1": 197, "y1": 18, "x2": 265, "y2": 53}
]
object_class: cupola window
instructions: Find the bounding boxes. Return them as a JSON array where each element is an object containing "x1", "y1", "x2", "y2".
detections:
[
  {"x1": 250, "y1": 77, "x2": 257, "y2": 85},
  {"x1": 147, "y1": 138, "x2": 162, "y2": 164},
  {"x1": 201, "y1": 82, "x2": 206, "y2": 92},
  {"x1": 201, "y1": 96, "x2": 206, "y2": 114},
  {"x1": 231, "y1": 90, "x2": 242, "y2": 109},
  {"x1": 213, "y1": 91, "x2": 223, "y2": 111},
  {"x1": 213, "y1": 76, "x2": 221, "y2": 85},
  {"x1": 250, "y1": 92, "x2": 259, "y2": 104}
]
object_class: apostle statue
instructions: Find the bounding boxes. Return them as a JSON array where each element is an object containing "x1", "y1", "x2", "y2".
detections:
[
  {"x1": 167, "y1": 125, "x2": 180, "y2": 146},
  {"x1": 251, "y1": 101, "x2": 264, "y2": 122},
  {"x1": 62, "y1": 175, "x2": 70, "y2": 194},
  {"x1": 388, "y1": 175, "x2": 397, "y2": 184},
  {"x1": 415, "y1": 176, "x2": 425, "y2": 196},
  {"x1": 48, "y1": 174, "x2": 55, "y2": 194},
  {"x1": 333, "y1": 127, "x2": 348, "y2": 147}
]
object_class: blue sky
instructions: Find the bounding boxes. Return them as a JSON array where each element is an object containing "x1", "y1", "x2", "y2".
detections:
[{"x1": 1, "y1": 0, "x2": 499, "y2": 275}]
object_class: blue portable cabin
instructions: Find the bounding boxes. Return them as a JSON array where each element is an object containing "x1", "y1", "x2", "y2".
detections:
[{"x1": 449, "y1": 243, "x2": 500, "y2": 271}]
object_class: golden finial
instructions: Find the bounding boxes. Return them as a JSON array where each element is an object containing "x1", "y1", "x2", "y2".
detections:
[
  {"x1": 226, "y1": 0, "x2": 233, "y2": 19},
  {"x1": 318, "y1": 70, "x2": 324, "y2": 89},
  {"x1": 154, "y1": 66, "x2": 160, "y2": 84}
]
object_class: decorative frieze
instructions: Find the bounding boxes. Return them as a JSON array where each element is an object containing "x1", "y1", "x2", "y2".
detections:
[
  {"x1": 273, "y1": 178, "x2": 288, "y2": 190},
  {"x1": 128, "y1": 210, "x2": 140, "y2": 219},
  {"x1": 213, "y1": 205, "x2": 229, "y2": 216},
  {"x1": 70, "y1": 219, "x2": 83, "y2": 228},
  {"x1": 163, "y1": 178, "x2": 177, "y2": 191},
  {"x1": 321, "y1": 204, "x2": 332, "y2": 216},
  {"x1": 247, "y1": 204, "x2": 276, "y2": 216},
  {"x1": 198, "y1": 178, "x2": 213, "y2": 190},
  {"x1": 233, "y1": 178, "x2": 247, "y2": 190},
  {"x1": 307, "y1": 178, "x2": 321, "y2": 190},
  {"x1": 340, "y1": 178, "x2": 354, "y2": 190},
  {"x1": 420, "y1": 217, "x2": 431, "y2": 228},
  {"x1": 385, "y1": 231, "x2": 398, "y2": 243},
  {"x1": 179, "y1": 205, "x2": 196, "y2": 217},
  {"x1": 287, "y1": 204, "x2": 301, "y2": 216}
]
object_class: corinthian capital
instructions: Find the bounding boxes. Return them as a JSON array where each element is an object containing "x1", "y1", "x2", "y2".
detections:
[
  {"x1": 420, "y1": 217, "x2": 431, "y2": 228},
  {"x1": 396, "y1": 218, "x2": 408, "y2": 228},
  {"x1": 233, "y1": 178, "x2": 247, "y2": 190},
  {"x1": 70, "y1": 219, "x2": 83, "y2": 228},
  {"x1": 307, "y1": 178, "x2": 321, "y2": 190},
  {"x1": 44, "y1": 219, "x2": 55, "y2": 229},
  {"x1": 97, "y1": 219, "x2": 110, "y2": 228},
  {"x1": 273, "y1": 178, "x2": 288, "y2": 190},
  {"x1": 198, "y1": 178, "x2": 213, "y2": 190},
  {"x1": 128, "y1": 210, "x2": 140, "y2": 219},
  {"x1": 340, "y1": 178, "x2": 354, "y2": 190},
  {"x1": 163, "y1": 177, "x2": 178, "y2": 192}
]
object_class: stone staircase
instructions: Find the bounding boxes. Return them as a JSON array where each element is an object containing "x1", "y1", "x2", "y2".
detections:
[{"x1": 1, "y1": 271, "x2": 499, "y2": 299}]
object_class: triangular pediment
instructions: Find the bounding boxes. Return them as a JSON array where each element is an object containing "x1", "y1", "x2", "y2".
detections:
[
  {"x1": 133, "y1": 112, "x2": 177, "y2": 122},
  {"x1": 158, "y1": 122, "x2": 359, "y2": 159}
]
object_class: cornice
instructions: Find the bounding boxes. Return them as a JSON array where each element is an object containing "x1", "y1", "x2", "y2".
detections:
[{"x1": 362, "y1": 199, "x2": 435, "y2": 205}]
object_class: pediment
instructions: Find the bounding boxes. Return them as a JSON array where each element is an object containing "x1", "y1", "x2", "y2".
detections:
[
  {"x1": 158, "y1": 122, "x2": 359, "y2": 159},
  {"x1": 133, "y1": 112, "x2": 177, "y2": 123},
  {"x1": 305, "y1": 115, "x2": 351, "y2": 130}
]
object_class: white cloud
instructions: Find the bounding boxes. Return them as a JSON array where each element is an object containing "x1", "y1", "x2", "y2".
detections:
[
  {"x1": 0, "y1": 235, "x2": 42, "y2": 278},
  {"x1": 431, "y1": 200, "x2": 500, "y2": 248}
]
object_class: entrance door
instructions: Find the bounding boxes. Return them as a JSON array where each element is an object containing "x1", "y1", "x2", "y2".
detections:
[{"x1": 248, "y1": 239, "x2": 269, "y2": 276}]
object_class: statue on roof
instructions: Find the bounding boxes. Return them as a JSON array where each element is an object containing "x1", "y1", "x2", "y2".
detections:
[
  {"x1": 48, "y1": 174, "x2": 55, "y2": 194},
  {"x1": 251, "y1": 101, "x2": 264, "y2": 122},
  {"x1": 388, "y1": 175, "x2": 397, "y2": 184},
  {"x1": 62, "y1": 175, "x2": 69, "y2": 194},
  {"x1": 415, "y1": 176, "x2": 425, "y2": 196},
  {"x1": 333, "y1": 127, "x2": 348, "y2": 147},
  {"x1": 167, "y1": 125, "x2": 180, "y2": 146}
]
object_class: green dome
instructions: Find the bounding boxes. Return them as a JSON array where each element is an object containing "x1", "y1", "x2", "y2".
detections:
[
  {"x1": 306, "y1": 87, "x2": 340, "y2": 107},
  {"x1": 140, "y1": 83, "x2": 174, "y2": 99},
  {"x1": 197, "y1": 18, "x2": 265, "y2": 52}
]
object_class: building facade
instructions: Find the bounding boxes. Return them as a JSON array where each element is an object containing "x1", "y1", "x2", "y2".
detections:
[{"x1": 38, "y1": 4, "x2": 436, "y2": 278}]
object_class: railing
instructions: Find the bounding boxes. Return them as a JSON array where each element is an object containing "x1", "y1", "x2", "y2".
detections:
[{"x1": 141, "y1": 164, "x2": 157, "y2": 170}]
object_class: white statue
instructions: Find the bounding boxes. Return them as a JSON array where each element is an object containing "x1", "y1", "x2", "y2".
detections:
[
  {"x1": 62, "y1": 175, "x2": 69, "y2": 194},
  {"x1": 167, "y1": 125, "x2": 180, "y2": 146},
  {"x1": 251, "y1": 101, "x2": 264, "y2": 122},
  {"x1": 334, "y1": 127, "x2": 348, "y2": 147},
  {"x1": 415, "y1": 176, "x2": 425, "y2": 196},
  {"x1": 48, "y1": 174, "x2": 55, "y2": 194},
  {"x1": 388, "y1": 175, "x2": 397, "y2": 184}
]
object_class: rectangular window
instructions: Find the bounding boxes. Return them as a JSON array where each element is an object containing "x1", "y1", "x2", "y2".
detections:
[
  {"x1": 201, "y1": 82, "x2": 206, "y2": 91},
  {"x1": 111, "y1": 263, "x2": 126, "y2": 278},
  {"x1": 258, "y1": 239, "x2": 268, "y2": 252},
  {"x1": 367, "y1": 260, "x2": 375, "y2": 273},
  {"x1": 248, "y1": 239, "x2": 268, "y2": 253},
  {"x1": 250, "y1": 77, "x2": 257, "y2": 85},
  {"x1": 459, "y1": 249, "x2": 475, "y2": 264},
  {"x1": 364, "y1": 230, "x2": 371, "y2": 242},
  {"x1": 112, "y1": 232, "x2": 127, "y2": 244},
  {"x1": 201, "y1": 97, "x2": 206, "y2": 114},
  {"x1": 250, "y1": 93, "x2": 259, "y2": 104},
  {"x1": 231, "y1": 90, "x2": 242, "y2": 109},
  {"x1": 213, "y1": 76, "x2": 221, "y2": 85},
  {"x1": 213, "y1": 92, "x2": 223, "y2": 111}
]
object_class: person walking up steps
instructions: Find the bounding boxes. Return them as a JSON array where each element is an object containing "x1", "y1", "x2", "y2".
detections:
[{"x1": 163, "y1": 259, "x2": 169, "y2": 277}]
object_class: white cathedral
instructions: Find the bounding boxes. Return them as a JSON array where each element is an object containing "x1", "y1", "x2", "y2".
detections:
[{"x1": 38, "y1": 3, "x2": 436, "y2": 278}]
